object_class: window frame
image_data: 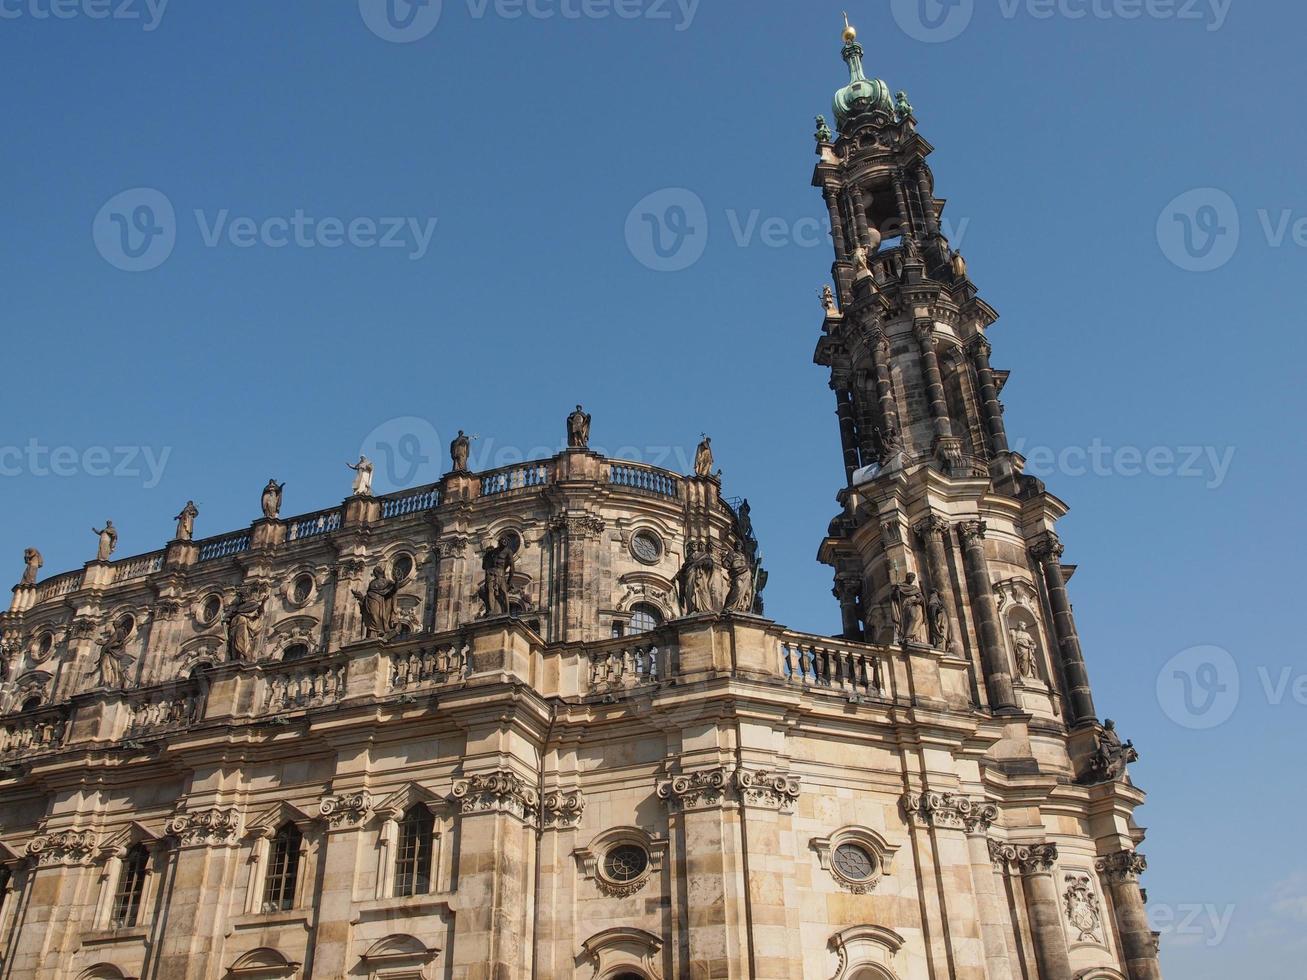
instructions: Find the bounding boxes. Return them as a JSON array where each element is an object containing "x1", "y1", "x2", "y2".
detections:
[
  {"x1": 392, "y1": 805, "x2": 436, "y2": 898},
  {"x1": 109, "y1": 843, "x2": 151, "y2": 928},
  {"x1": 261, "y1": 822, "x2": 304, "y2": 914}
]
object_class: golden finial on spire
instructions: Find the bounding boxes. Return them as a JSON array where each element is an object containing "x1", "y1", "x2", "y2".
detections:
[{"x1": 842, "y1": 12, "x2": 858, "y2": 43}]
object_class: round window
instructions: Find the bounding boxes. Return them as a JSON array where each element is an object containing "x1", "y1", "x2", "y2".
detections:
[
  {"x1": 392, "y1": 553, "x2": 415, "y2": 581},
  {"x1": 292, "y1": 574, "x2": 314, "y2": 604},
  {"x1": 604, "y1": 844, "x2": 649, "y2": 883},
  {"x1": 832, "y1": 843, "x2": 876, "y2": 882},
  {"x1": 630, "y1": 530, "x2": 663, "y2": 565},
  {"x1": 35, "y1": 631, "x2": 54, "y2": 659},
  {"x1": 498, "y1": 530, "x2": 523, "y2": 555},
  {"x1": 201, "y1": 594, "x2": 222, "y2": 624}
]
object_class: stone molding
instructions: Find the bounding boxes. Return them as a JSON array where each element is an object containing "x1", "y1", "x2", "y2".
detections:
[
  {"x1": 168, "y1": 807, "x2": 241, "y2": 847},
  {"x1": 1095, "y1": 849, "x2": 1147, "y2": 883},
  {"x1": 657, "y1": 766, "x2": 802, "y2": 813},
  {"x1": 318, "y1": 791, "x2": 374, "y2": 827},
  {"x1": 901, "y1": 792, "x2": 998, "y2": 834},
  {"x1": 958, "y1": 520, "x2": 988, "y2": 544},
  {"x1": 549, "y1": 515, "x2": 606, "y2": 540},
  {"x1": 989, "y1": 840, "x2": 1059, "y2": 875},
  {"x1": 26, "y1": 828, "x2": 97, "y2": 866},
  {"x1": 451, "y1": 770, "x2": 539, "y2": 820},
  {"x1": 1030, "y1": 532, "x2": 1066, "y2": 562},
  {"x1": 541, "y1": 788, "x2": 586, "y2": 828},
  {"x1": 735, "y1": 768, "x2": 802, "y2": 812},
  {"x1": 657, "y1": 767, "x2": 730, "y2": 811}
]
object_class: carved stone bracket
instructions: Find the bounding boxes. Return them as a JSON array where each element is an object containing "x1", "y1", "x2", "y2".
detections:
[
  {"x1": 451, "y1": 770, "x2": 539, "y2": 821},
  {"x1": 957, "y1": 520, "x2": 988, "y2": 545},
  {"x1": 657, "y1": 766, "x2": 802, "y2": 813},
  {"x1": 550, "y1": 515, "x2": 607, "y2": 540},
  {"x1": 901, "y1": 792, "x2": 998, "y2": 834},
  {"x1": 989, "y1": 840, "x2": 1059, "y2": 875},
  {"x1": 656, "y1": 767, "x2": 731, "y2": 812},
  {"x1": 1095, "y1": 849, "x2": 1147, "y2": 883},
  {"x1": 1030, "y1": 532, "x2": 1065, "y2": 563},
  {"x1": 318, "y1": 791, "x2": 374, "y2": 827},
  {"x1": 26, "y1": 829, "x2": 97, "y2": 866},
  {"x1": 541, "y1": 789, "x2": 586, "y2": 829},
  {"x1": 167, "y1": 807, "x2": 241, "y2": 847},
  {"x1": 735, "y1": 768, "x2": 802, "y2": 812}
]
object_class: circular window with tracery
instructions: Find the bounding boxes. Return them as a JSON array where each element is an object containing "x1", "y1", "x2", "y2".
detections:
[
  {"x1": 200, "y1": 594, "x2": 222, "y2": 625},
  {"x1": 832, "y1": 842, "x2": 876, "y2": 882},
  {"x1": 630, "y1": 530, "x2": 663, "y2": 565},
  {"x1": 33, "y1": 631, "x2": 55, "y2": 662},
  {"x1": 292, "y1": 574, "x2": 314, "y2": 605},
  {"x1": 603, "y1": 844, "x2": 650, "y2": 884}
]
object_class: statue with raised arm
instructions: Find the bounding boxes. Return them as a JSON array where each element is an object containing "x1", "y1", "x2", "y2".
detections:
[
  {"x1": 174, "y1": 501, "x2": 199, "y2": 541},
  {"x1": 347, "y1": 455, "x2": 374, "y2": 497},
  {"x1": 566, "y1": 405, "x2": 591, "y2": 450},
  {"x1": 677, "y1": 544, "x2": 716, "y2": 616},
  {"x1": 87, "y1": 617, "x2": 134, "y2": 690},
  {"x1": 891, "y1": 573, "x2": 925, "y2": 644},
  {"x1": 354, "y1": 565, "x2": 407, "y2": 638},
  {"x1": 694, "y1": 436, "x2": 715, "y2": 478},
  {"x1": 450, "y1": 430, "x2": 471, "y2": 473},
  {"x1": 92, "y1": 522, "x2": 118, "y2": 562},
  {"x1": 21, "y1": 548, "x2": 43, "y2": 587},
  {"x1": 479, "y1": 537, "x2": 516, "y2": 617},
  {"x1": 261, "y1": 480, "x2": 285, "y2": 520},
  {"x1": 225, "y1": 589, "x2": 266, "y2": 663},
  {"x1": 723, "y1": 544, "x2": 755, "y2": 615}
]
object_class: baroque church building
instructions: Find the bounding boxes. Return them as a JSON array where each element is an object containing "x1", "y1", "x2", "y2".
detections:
[{"x1": 0, "y1": 20, "x2": 1160, "y2": 980}]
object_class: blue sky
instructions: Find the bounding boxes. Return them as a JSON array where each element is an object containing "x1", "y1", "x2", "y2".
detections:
[{"x1": 1, "y1": 1, "x2": 1302, "y2": 975}]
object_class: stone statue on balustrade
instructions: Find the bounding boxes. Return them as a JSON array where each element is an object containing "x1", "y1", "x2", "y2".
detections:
[
  {"x1": 927, "y1": 589, "x2": 950, "y2": 649},
  {"x1": 723, "y1": 544, "x2": 755, "y2": 615},
  {"x1": 676, "y1": 544, "x2": 716, "y2": 616},
  {"x1": 225, "y1": 589, "x2": 266, "y2": 663},
  {"x1": 261, "y1": 480, "x2": 285, "y2": 520},
  {"x1": 1086, "y1": 719, "x2": 1138, "y2": 784},
  {"x1": 819, "y1": 284, "x2": 836, "y2": 312},
  {"x1": 450, "y1": 430, "x2": 472, "y2": 473},
  {"x1": 91, "y1": 522, "x2": 118, "y2": 562},
  {"x1": 566, "y1": 405, "x2": 591, "y2": 450},
  {"x1": 21, "y1": 548, "x2": 43, "y2": 587},
  {"x1": 86, "y1": 617, "x2": 134, "y2": 690},
  {"x1": 694, "y1": 436, "x2": 715, "y2": 478},
  {"x1": 1009, "y1": 621, "x2": 1040, "y2": 680},
  {"x1": 347, "y1": 455, "x2": 374, "y2": 497},
  {"x1": 478, "y1": 537, "x2": 516, "y2": 618},
  {"x1": 174, "y1": 501, "x2": 199, "y2": 542},
  {"x1": 891, "y1": 573, "x2": 926, "y2": 645},
  {"x1": 354, "y1": 565, "x2": 409, "y2": 639}
]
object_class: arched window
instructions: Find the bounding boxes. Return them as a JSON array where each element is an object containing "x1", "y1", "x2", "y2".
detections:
[
  {"x1": 628, "y1": 605, "x2": 662, "y2": 635},
  {"x1": 281, "y1": 644, "x2": 310, "y2": 663},
  {"x1": 394, "y1": 805, "x2": 435, "y2": 897},
  {"x1": 20, "y1": 696, "x2": 41, "y2": 713},
  {"x1": 262, "y1": 823, "x2": 302, "y2": 912},
  {"x1": 110, "y1": 844, "x2": 150, "y2": 928}
]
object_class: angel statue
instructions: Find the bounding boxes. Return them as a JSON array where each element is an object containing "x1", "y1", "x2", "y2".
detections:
[{"x1": 86, "y1": 617, "x2": 134, "y2": 690}]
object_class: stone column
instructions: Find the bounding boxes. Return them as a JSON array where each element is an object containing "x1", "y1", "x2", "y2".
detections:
[
  {"x1": 1097, "y1": 851, "x2": 1162, "y2": 980},
  {"x1": 153, "y1": 807, "x2": 243, "y2": 979},
  {"x1": 736, "y1": 768, "x2": 804, "y2": 979},
  {"x1": 966, "y1": 335, "x2": 1010, "y2": 455},
  {"x1": 869, "y1": 328, "x2": 902, "y2": 450},
  {"x1": 658, "y1": 768, "x2": 751, "y2": 979},
  {"x1": 823, "y1": 184, "x2": 849, "y2": 262},
  {"x1": 957, "y1": 522, "x2": 1017, "y2": 711},
  {"x1": 549, "y1": 514, "x2": 606, "y2": 644},
  {"x1": 849, "y1": 185, "x2": 871, "y2": 248},
  {"x1": 914, "y1": 167, "x2": 940, "y2": 236},
  {"x1": 913, "y1": 517, "x2": 962, "y2": 653},
  {"x1": 534, "y1": 788, "x2": 585, "y2": 980},
  {"x1": 1017, "y1": 844, "x2": 1074, "y2": 980},
  {"x1": 308, "y1": 793, "x2": 375, "y2": 979},
  {"x1": 1031, "y1": 533, "x2": 1097, "y2": 725},
  {"x1": 834, "y1": 573, "x2": 864, "y2": 641},
  {"x1": 915, "y1": 321, "x2": 959, "y2": 468},
  {"x1": 832, "y1": 376, "x2": 861, "y2": 482},
  {"x1": 962, "y1": 808, "x2": 1015, "y2": 980},
  {"x1": 892, "y1": 170, "x2": 915, "y2": 239}
]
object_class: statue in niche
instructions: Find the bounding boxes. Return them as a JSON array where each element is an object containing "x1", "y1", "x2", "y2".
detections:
[
  {"x1": 354, "y1": 565, "x2": 409, "y2": 638},
  {"x1": 174, "y1": 501, "x2": 199, "y2": 542},
  {"x1": 1087, "y1": 720, "x2": 1138, "y2": 784},
  {"x1": 819, "y1": 284, "x2": 837, "y2": 312},
  {"x1": 723, "y1": 544, "x2": 755, "y2": 615},
  {"x1": 21, "y1": 548, "x2": 43, "y2": 587},
  {"x1": 694, "y1": 436, "x2": 715, "y2": 478},
  {"x1": 261, "y1": 480, "x2": 285, "y2": 520},
  {"x1": 676, "y1": 544, "x2": 716, "y2": 616},
  {"x1": 1009, "y1": 621, "x2": 1040, "y2": 680},
  {"x1": 927, "y1": 589, "x2": 949, "y2": 649},
  {"x1": 478, "y1": 537, "x2": 516, "y2": 618},
  {"x1": 450, "y1": 430, "x2": 471, "y2": 473},
  {"x1": 91, "y1": 522, "x2": 118, "y2": 562},
  {"x1": 347, "y1": 456, "x2": 374, "y2": 497},
  {"x1": 225, "y1": 589, "x2": 266, "y2": 662},
  {"x1": 891, "y1": 573, "x2": 926, "y2": 644},
  {"x1": 87, "y1": 617, "x2": 134, "y2": 690},
  {"x1": 566, "y1": 405, "x2": 591, "y2": 450}
]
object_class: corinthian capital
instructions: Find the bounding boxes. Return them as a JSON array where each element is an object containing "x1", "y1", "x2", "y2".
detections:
[
  {"x1": 957, "y1": 520, "x2": 988, "y2": 545},
  {"x1": 912, "y1": 516, "x2": 949, "y2": 541},
  {"x1": 1030, "y1": 532, "x2": 1065, "y2": 562},
  {"x1": 1096, "y1": 849, "x2": 1147, "y2": 883},
  {"x1": 966, "y1": 334, "x2": 993, "y2": 360}
]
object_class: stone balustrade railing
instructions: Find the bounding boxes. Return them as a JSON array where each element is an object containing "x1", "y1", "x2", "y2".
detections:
[
  {"x1": 287, "y1": 508, "x2": 342, "y2": 542},
  {"x1": 380, "y1": 486, "x2": 441, "y2": 520},
  {"x1": 585, "y1": 632, "x2": 676, "y2": 694},
  {"x1": 197, "y1": 530, "x2": 252, "y2": 563},
  {"x1": 262, "y1": 655, "x2": 348, "y2": 713},
  {"x1": 112, "y1": 551, "x2": 165, "y2": 584},
  {"x1": 0, "y1": 709, "x2": 68, "y2": 759},
  {"x1": 35, "y1": 571, "x2": 82, "y2": 603},
  {"x1": 607, "y1": 464, "x2": 681, "y2": 499},
  {"x1": 778, "y1": 633, "x2": 888, "y2": 700},
  {"x1": 480, "y1": 462, "x2": 552, "y2": 497},
  {"x1": 387, "y1": 639, "x2": 469, "y2": 692},
  {"x1": 126, "y1": 687, "x2": 204, "y2": 737}
]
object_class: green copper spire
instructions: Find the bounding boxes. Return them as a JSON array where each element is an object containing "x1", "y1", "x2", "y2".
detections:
[{"x1": 832, "y1": 15, "x2": 895, "y2": 129}]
